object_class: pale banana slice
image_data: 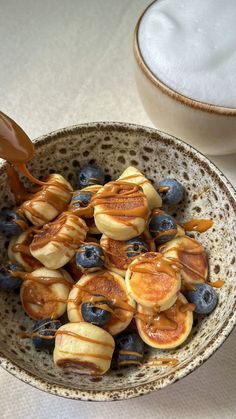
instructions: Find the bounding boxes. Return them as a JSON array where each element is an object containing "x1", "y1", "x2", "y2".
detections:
[
  {"x1": 8, "y1": 229, "x2": 42, "y2": 272},
  {"x1": 53, "y1": 322, "x2": 115, "y2": 375},
  {"x1": 92, "y1": 181, "x2": 150, "y2": 241},
  {"x1": 118, "y1": 166, "x2": 162, "y2": 209},
  {"x1": 30, "y1": 212, "x2": 88, "y2": 269},
  {"x1": 100, "y1": 229, "x2": 155, "y2": 278},
  {"x1": 67, "y1": 270, "x2": 136, "y2": 335},
  {"x1": 136, "y1": 293, "x2": 193, "y2": 349},
  {"x1": 125, "y1": 252, "x2": 181, "y2": 311},
  {"x1": 20, "y1": 173, "x2": 73, "y2": 226},
  {"x1": 20, "y1": 267, "x2": 73, "y2": 320},
  {"x1": 159, "y1": 236, "x2": 208, "y2": 285}
]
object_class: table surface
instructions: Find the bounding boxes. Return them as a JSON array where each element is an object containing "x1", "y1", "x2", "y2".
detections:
[{"x1": 1, "y1": 1, "x2": 236, "y2": 418}]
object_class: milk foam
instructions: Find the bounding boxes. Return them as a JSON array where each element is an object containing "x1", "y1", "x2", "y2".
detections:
[{"x1": 138, "y1": 0, "x2": 236, "y2": 108}]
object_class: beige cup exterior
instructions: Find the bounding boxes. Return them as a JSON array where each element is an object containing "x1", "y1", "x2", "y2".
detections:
[{"x1": 134, "y1": 25, "x2": 236, "y2": 156}]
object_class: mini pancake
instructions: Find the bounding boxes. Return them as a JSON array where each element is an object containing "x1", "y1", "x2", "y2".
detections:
[
  {"x1": 118, "y1": 166, "x2": 162, "y2": 209},
  {"x1": 68, "y1": 185, "x2": 102, "y2": 218},
  {"x1": 136, "y1": 293, "x2": 193, "y2": 349},
  {"x1": 159, "y1": 236, "x2": 208, "y2": 285},
  {"x1": 20, "y1": 173, "x2": 73, "y2": 226},
  {"x1": 67, "y1": 269, "x2": 136, "y2": 335},
  {"x1": 92, "y1": 181, "x2": 150, "y2": 241},
  {"x1": 20, "y1": 267, "x2": 73, "y2": 320},
  {"x1": 8, "y1": 229, "x2": 42, "y2": 272},
  {"x1": 125, "y1": 252, "x2": 181, "y2": 310},
  {"x1": 100, "y1": 230, "x2": 155, "y2": 277},
  {"x1": 30, "y1": 212, "x2": 88, "y2": 269},
  {"x1": 53, "y1": 322, "x2": 115, "y2": 375}
]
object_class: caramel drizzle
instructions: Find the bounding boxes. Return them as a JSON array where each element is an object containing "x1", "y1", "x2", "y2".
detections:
[
  {"x1": 129, "y1": 253, "x2": 181, "y2": 277},
  {"x1": 144, "y1": 358, "x2": 179, "y2": 367},
  {"x1": 11, "y1": 270, "x2": 72, "y2": 287},
  {"x1": 206, "y1": 280, "x2": 225, "y2": 288},
  {"x1": 91, "y1": 181, "x2": 149, "y2": 221},
  {"x1": 196, "y1": 186, "x2": 210, "y2": 198},
  {"x1": 182, "y1": 219, "x2": 213, "y2": 233},
  {"x1": 30, "y1": 212, "x2": 87, "y2": 251},
  {"x1": 20, "y1": 175, "x2": 72, "y2": 221},
  {"x1": 55, "y1": 330, "x2": 114, "y2": 349}
]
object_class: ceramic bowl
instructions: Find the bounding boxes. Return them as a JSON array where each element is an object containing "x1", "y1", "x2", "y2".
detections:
[
  {"x1": 133, "y1": 1, "x2": 236, "y2": 156},
  {"x1": 0, "y1": 122, "x2": 236, "y2": 401}
]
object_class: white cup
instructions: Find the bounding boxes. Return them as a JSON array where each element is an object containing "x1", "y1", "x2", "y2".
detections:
[{"x1": 133, "y1": 2, "x2": 236, "y2": 156}]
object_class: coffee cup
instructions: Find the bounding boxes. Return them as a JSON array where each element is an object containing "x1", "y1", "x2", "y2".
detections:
[{"x1": 133, "y1": 0, "x2": 236, "y2": 156}]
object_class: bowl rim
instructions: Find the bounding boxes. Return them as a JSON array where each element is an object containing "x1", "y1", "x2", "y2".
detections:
[
  {"x1": 0, "y1": 121, "x2": 236, "y2": 401},
  {"x1": 133, "y1": 0, "x2": 236, "y2": 116}
]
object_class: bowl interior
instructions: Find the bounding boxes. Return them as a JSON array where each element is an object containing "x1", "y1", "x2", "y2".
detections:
[{"x1": 0, "y1": 122, "x2": 236, "y2": 401}]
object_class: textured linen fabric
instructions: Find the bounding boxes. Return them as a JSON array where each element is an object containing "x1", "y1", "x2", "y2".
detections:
[{"x1": 0, "y1": 1, "x2": 236, "y2": 418}]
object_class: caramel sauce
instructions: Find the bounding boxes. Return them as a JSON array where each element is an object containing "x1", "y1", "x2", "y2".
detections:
[
  {"x1": 12, "y1": 271, "x2": 72, "y2": 287},
  {"x1": 144, "y1": 358, "x2": 179, "y2": 367},
  {"x1": 129, "y1": 253, "x2": 181, "y2": 278},
  {"x1": 119, "y1": 350, "x2": 143, "y2": 358},
  {"x1": 196, "y1": 186, "x2": 210, "y2": 198},
  {"x1": 118, "y1": 360, "x2": 143, "y2": 366},
  {"x1": 55, "y1": 330, "x2": 114, "y2": 349},
  {"x1": 182, "y1": 219, "x2": 213, "y2": 233},
  {"x1": 0, "y1": 111, "x2": 35, "y2": 163},
  {"x1": 206, "y1": 280, "x2": 225, "y2": 288},
  {"x1": 14, "y1": 218, "x2": 29, "y2": 231},
  {"x1": 180, "y1": 303, "x2": 196, "y2": 313},
  {"x1": 135, "y1": 312, "x2": 178, "y2": 331},
  {"x1": 12, "y1": 243, "x2": 32, "y2": 256},
  {"x1": 158, "y1": 186, "x2": 170, "y2": 193},
  {"x1": 6, "y1": 163, "x2": 31, "y2": 203}
]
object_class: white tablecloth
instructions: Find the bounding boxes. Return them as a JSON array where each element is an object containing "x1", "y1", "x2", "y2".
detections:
[{"x1": 0, "y1": 1, "x2": 236, "y2": 418}]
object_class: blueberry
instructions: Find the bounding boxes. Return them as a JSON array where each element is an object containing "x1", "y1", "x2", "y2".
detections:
[
  {"x1": 70, "y1": 190, "x2": 92, "y2": 209},
  {"x1": 115, "y1": 333, "x2": 144, "y2": 367},
  {"x1": 158, "y1": 178, "x2": 185, "y2": 205},
  {"x1": 81, "y1": 296, "x2": 112, "y2": 326},
  {"x1": 32, "y1": 318, "x2": 62, "y2": 351},
  {"x1": 125, "y1": 237, "x2": 148, "y2": 258},
  {"x1": 186, "y1": 283, "x2": 218, "y2": 314},
  {"x1": 0, "y1": 208, "x2": 25, "y2": 237},
  {"x1": 0, "y1": 262, "x2": 22, "y2": 291},
  {"x1": 149, "y1": 213, "x2": 177, "y2": 244},
  {"x1": 78, "y1": 164, "x2": 104, "y2": 188},
  {"x1": 75, "y1": 244, "x2": 105, "y2": 270}
]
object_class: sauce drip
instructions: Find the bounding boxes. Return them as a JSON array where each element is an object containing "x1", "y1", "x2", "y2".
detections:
[
  {"x1": 206, "y1": 280, "x2": 225, "y2": 288},
  {"x1": 182, "y1": 219, "x2": 213, "y2": 233},
  {"x1": 144, "y1": 358, "x2": 179, "y2": 367}
]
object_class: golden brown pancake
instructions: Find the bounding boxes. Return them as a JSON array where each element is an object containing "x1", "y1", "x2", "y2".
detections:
[
  {"x1": 136, "y1": 293, "x2": 193, "y2": 349},
  {"x1": 125, "y1": 252, "x2": 181, "y2": 310}
]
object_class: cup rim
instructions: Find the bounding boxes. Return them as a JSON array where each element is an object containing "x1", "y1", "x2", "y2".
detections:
[
  {"x1": 134, "y1": 0, "x2": 236, "y2": 116},
  {"x1": 0, "y1": 121, "x2": 236, "y2": 401}
]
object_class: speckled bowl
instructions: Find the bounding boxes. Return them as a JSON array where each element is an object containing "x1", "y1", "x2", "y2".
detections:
[{"x1": 0, "y1": 122, "x2": 236, "y2": 401}]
